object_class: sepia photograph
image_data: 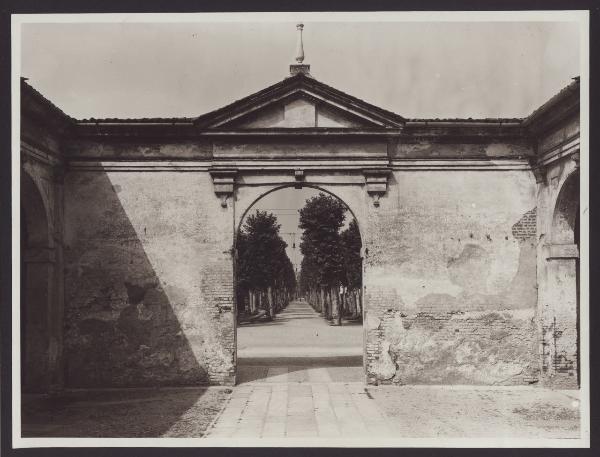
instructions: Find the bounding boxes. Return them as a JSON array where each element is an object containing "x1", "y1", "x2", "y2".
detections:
[{"x1": 11, "y1": 11, "x2": 589, "y2": 447}]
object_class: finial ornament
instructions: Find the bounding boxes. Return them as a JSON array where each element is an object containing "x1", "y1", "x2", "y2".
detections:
[
  {"x1": 295, "y1": 23, "x2": 305, "y2": 64},
  {"x1": 289, "y1": 23, "x2": 310, "y2": 76}
]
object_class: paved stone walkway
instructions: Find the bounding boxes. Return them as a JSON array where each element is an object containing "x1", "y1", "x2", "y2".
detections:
[
  {"x1": 209, "y1": 300, "x2": 372, "y2": 438},
  {"x1": 236, "y1": 300, "x2": 363, "y2": 359},
  {"x1": 208, "y1": 382, "x2": 391, "y2": 438},
  {"x1": 206, "y1": 301, "x2": 581, "y2": 440},
  {"x1": 236, "y1": 300, "x2": 364, "y2": 385},
  {"x1": 206, "y1": 383, "x2": 581, "y2": 439}
]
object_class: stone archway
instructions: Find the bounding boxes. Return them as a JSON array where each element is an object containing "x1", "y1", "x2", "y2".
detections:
[
  {"x1": 552, "y1": 171, "x2": 579, "y2": 245},
  {"x1": 235, "y1": 183, "x2": 365, "y2": 239},
  {"x1": 233, "y1": 183, "x2": 366, "y2": 384},
  {"x1": 21, "y1": 171, "x2": 52, "y2": 392},
  {"x1": 544, "y1": 170, "x2": 580, "y2": 387}
]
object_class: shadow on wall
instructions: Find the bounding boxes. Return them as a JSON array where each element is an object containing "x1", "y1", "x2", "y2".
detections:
[
  {"x1": 62, "y1": 167, "x2": 208, "y2": 392},
  {"x1": 21, "y1": 172, "x2": 51, "y2": 392}
]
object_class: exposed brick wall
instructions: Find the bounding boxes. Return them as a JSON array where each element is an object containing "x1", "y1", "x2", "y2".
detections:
[
  {"x1": 363, "y1": 171, "x2": 539, "y2": 385},
  {"x1": 511, "y1": 207, "x2": 537, "y2": 241},
  {"x1": 366, "y1": 308, "x2": 539, "y2": 385}
]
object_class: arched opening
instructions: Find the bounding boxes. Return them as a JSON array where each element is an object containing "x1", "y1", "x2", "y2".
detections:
[
  {"x1": 552, "y1": 171, "x2": 579, "y2": 245},
  {"x1": 21, "y1": 171, "x2": 51, "y2": 392},
  {"x1": 548, "y1": 170, "x2": 580, "y2": 386},
  {"x1": 234, "y1": 185, "x2": 364, "y2": 385}
]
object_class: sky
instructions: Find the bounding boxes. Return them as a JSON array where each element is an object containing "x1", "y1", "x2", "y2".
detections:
[{"x1": 20, "y1": 20, "x2": 580, "y2": 120}]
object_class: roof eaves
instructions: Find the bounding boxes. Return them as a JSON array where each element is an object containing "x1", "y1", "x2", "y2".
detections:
[
  {"x1": 21, "y1": 77, "x2": 76, "y2": 126},
  {"x1": 77, "y1": 117, "x2": 195, "y2": 125},
  {"x1": 193, "y1": 75, "x2": 304, "y2": 127},
  {"x1": 522, "y1": 78, "x2": 580, "y2": 130},
  {"x1": 301, "y1": 76, "x2": 406, "y2": 124},
  {"x1": 406, "y1": 118, "x2": 524, "y2": 124}
]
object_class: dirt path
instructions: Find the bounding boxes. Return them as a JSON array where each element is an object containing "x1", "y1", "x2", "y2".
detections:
[{"x1": 22, "y1": 387, "x2": 231, "y2": 438}]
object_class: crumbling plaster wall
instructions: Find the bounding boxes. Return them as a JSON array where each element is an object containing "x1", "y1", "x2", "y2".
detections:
[
  {"x1": 63, "y1": 170, "x2": 235, "y2": 387},
  {"x1": 534, "y1": 113, "x2": 580, "y2": 388},
  {"x1": 364, "y1": 170, "x2": 540, "y2": 385}
]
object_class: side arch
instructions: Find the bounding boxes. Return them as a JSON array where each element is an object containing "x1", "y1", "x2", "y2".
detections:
[
  {"x1": 21, "y1": 170, "x2": 51, "y2": 248},
  {"x1": 551, "y1": 170, "x2": 579, "y2": 244},
  {"x1": 21, "y1": 169, "x2": 53, "y2": 392},
  {"x1": 541, "y1": 168, "x2": 580, "y2": 387}
]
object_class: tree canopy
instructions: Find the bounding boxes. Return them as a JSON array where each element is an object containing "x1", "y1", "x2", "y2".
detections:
[
  {"x1": 236, "y1": 210, "x2": 296, "y2": 304},
  {"x1": 297, "y1": 193, "x2": 363, "y2": 322},
  {"x1": 298, "y1": 193, "x2": 347, "y2": 290}
]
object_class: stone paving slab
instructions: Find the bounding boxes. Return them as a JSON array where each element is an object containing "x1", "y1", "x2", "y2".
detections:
[{"x1": 206, "y1": 382, "x2": 581, "y2": 440}]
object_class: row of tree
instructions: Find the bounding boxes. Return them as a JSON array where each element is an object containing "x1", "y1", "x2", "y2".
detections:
[
  {"x1": 236, "y1": 210, "x2": 296, "y2": 320},
  {"x1": 298, "y1": 193, "x2": 363, "y2": 325}
]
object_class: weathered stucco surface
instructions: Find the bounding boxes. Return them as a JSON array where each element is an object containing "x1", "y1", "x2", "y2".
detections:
[
  {"x1": 64, "y1": 171, "x2": 235, "y2": 386},
  {"x1": 363, "y1": 171, "x2": 540, "y2": 385}
]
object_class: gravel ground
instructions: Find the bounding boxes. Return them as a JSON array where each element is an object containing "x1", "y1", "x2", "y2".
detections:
[
  {"x1": 22, "y1": 387, "x2": 232, "y2": 438},
  {"x1": 367, "y1": 386, "x2": 580, "y2": 439}
]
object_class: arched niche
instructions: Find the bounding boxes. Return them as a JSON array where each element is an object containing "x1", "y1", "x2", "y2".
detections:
[
  {"x1": 552, "y1": 171, "x2": 580, "y2": 245},
  {"x1": 21, "y1": 170, "x2": 52, "y2": 392}
]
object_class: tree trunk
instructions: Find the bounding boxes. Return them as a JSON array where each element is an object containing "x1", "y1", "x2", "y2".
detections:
[
  {"x1": 350, "y1": 290, "x2": 357, "y2": 319},
  {"x1": 333, "y1": 286, "x2": 341, "y2": 326},
  {"x1": 267, "y1": 286, "x2": 274, "y2": 320},
  {"x1": 317, "y1": 288, "x2": 322, "y2": 313},
  {"x1": 318, "y1": 288, "x2": 322, "y2": 312}
]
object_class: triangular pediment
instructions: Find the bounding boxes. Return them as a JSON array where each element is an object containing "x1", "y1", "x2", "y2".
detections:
[
  {"x1": 222, "y1": 93, "x2": 376, "y2": 129},
  {"x1": 194, "y1": 73, "x2": 405, "y2": 129}
]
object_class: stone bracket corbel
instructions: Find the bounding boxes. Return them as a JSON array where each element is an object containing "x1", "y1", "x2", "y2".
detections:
[
  {"x1": 363, "y1": 168, "x2": 392, "y2": 207},
  {"x1": 294, "y1": 169, "x2": 305, "y2": 189},
  {"x1": 209, "y1": 168, "x2": 237, "y2": 208},
  {"x1": 532, "y1": 166, "x2": 547, "y2": 185},
  {"x1": 571, "y1": 152, "x2": 580, "y2": 170},
  {"x1": 528, "y1": 157, "x2": 547, "y2": 185}
]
